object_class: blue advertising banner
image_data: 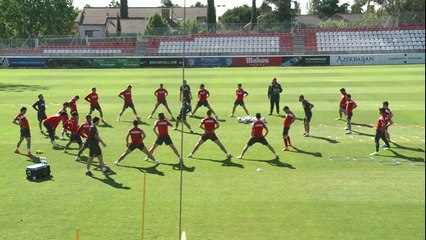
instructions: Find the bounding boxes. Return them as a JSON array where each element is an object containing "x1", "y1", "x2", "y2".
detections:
[
  {"x1": 9, "y1": 58, "x2": 46, "y2": 67},
  {"x1": 186, "y1": 57, "x2": 233, "y2": 68}
]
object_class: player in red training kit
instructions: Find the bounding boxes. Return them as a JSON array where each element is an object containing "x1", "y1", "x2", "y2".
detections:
[
  {"x1": 148, "y1": 84, "x2": 175, "y2": 120},
  {"x1": 282, "y1": 106, "x2": 296, "y2": 151},
  {"x1": 191, "y1": 84, "x2": 218, "y2": 118},
  {"x1": 43, "y1": 112, "x2": 68, "y2": 146},
  {"x1": 68, "y1": 96, "x2": 79, "y2": 114},
  {"x1": 370, "y1": 108, "x2": 391, "y2": 156},
  {"x1": 12, "y1": 107, "x2": 34, "y2": 157},
  {"x1": 229, "y1": 83, "x2": 249, "y2": 117},
  {"x1": 345, "y1": 94, "x2": 357, "y2": 134},
  {"x1": 58, "y1": 102, "x2": 70, "y2": 140},
  {"x1": 115, "y1": 120, "x2": 159, "y2": 166},
  {"x1": 236, "y1": 113, "x2": 278, "y2": 159},
  {"x1": 145, "y1": 113, "x2": 182, "y2": 163},
  {"x1": 337, "y1": 88, "x2": 347, "y2": 120},
  {"x1": 187, "y1": 110, "x2": 232, "y2": 159},
  {"x1": 75, "y1": 115, "x2": 92, "y2": 161},
  {"x1": 84, "y1": 87, "x2": 105, "y2": 123},
  {"x1": 382, "y1": 101, "x2": 394, "y2": 142},
  {"x1": 63, "y1": 112, "x2": 83, "y2": 153},
  {"x1": 117, "y1": 85, "x2": 140, "y2": 121}
]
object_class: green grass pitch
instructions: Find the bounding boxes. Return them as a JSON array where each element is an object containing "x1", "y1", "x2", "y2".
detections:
[{"x1": 0, "y1": 65, "x2": 424, "y2": 240}]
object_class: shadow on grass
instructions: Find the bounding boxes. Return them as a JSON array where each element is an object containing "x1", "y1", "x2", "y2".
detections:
[
  {"x1": 189, "y1": 115, "x2": 203, "y2": 119},
  {"x1": 290, "y1": 146, "x2": 322, "y2": 158},
  {"x1": 243, "y1": 157, "x2": 296, "y2": 169},
  {"x1": 310, "y1": 135, "x2": 340, "y2": 144},
  {"x1": 387, "y1": 149, "x2": 425, "y2": 162},
  {"x1": 121, "y1": 120, "x2": 150, "y2": 126},
  {"x1": 27, "y1": 175, "x2": 55, "y2": 182},
  {"x1": 173, "y1": 128, "x2": 203, "y2": 136},
  {"x1": 392, "y1": 142, "x2": 425, "y2": 153},
  {"x1": 0, "y1": 83, "x2": 48, "y2": 92},
  {"x1": 17, "y1": 153, "x2": 42, "y2": 163},
  {"x1": 190, "y1": 157, "x2": 244, "y2": 169},
  {"x1": 98, "y1": 122, "x2": 113, "y2": 128},
  {"x1": 352, "y1": 122, "x2": 374, "y2": 128},
  {"x1": 351, "y1": 130, "x2": 375, "y2": 137},
  {"x1": 161, "y1": 162, "x2": 196, "y2": 172},
  {"x1": 91, "y1": 172, "x2": 131, "y2": 190},
  {"x1": 120, "y1": 164, "x2": 165, "y2": 176}
]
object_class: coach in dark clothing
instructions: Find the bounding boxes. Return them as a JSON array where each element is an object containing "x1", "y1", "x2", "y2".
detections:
[{"x1": 268, "y1": 78, "x2": 283, "y2": 115}]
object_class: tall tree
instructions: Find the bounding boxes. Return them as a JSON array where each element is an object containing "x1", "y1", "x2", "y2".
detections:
[
  {"x1": 120, "y1": 0, "x2": 128, "y2": 19},
  {"x1": 207, "y1": 0, "x2": 217, "y2": 32},
  {"x1": 161, "y1": 0, "x2": 180, "y2": 7},
  {"x1": 264, "y1": 0, "x2": 296, "y2": 21},
  {"x1": 311, "y1": 0, "x2": 350, "y2": 19},
  {"x1": 0, "y1": 0, "x2": 77, "y2": 38},
  {"x1": 116, "y1": 13, "x2": 122, "y2": 36},
  {"x1": 251, "y1": 0, "x2": 258, "y2": 30},
  {"x1": 219, "y1": 5, "x2": 260, "y2": 25},
  {"x1": 308, "y1": 0, "x2": 321, "y2": 14},
  {"x1": 144, "y1": 12, "x2": 169, "y2": 36},
  {"x1": 191, "y1": 1, "x2": 207, "y2": 7}
]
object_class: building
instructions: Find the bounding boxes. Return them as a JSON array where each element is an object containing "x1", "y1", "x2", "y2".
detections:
[{"x1": 75, "y1": 7, "x2": 207, "y2": 38}]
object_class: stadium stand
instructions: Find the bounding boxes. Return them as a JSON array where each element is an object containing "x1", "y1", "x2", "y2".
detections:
[
  {"x1": 147, "y1": 33, "x2": 293, "y2": 56},
  {"x1": 41, "y1": 41, "x2": 136, "y2": 56}
]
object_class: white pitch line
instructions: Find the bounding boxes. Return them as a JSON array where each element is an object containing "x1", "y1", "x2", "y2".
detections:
[{"x1": 358, "y1": 139, "x2": 365, "y2": 142}]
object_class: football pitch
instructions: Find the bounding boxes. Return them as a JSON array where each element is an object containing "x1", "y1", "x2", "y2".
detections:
[{"x1": 0, "y1": 65, "x2": 424, "y2": 240}]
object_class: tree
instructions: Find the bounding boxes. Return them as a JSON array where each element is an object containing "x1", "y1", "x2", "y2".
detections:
[
  {"x1": 207, "y1": 0, "x2": 217, "y2": 32},
  {"x1": 191, "y1": 1, "x2": 206, "y2": 7},
  {"x1": 144, "y1": 12, "x2": 169, "y2": 36},
  {"x1": 353, "y1": 0, "x2": 425, "y2": 15},
  {"x1": 351, "y1": 0, "x2": 366, "y2": 13},
  {"x1": 264, "y1": 0, "x2": 296, "y2": 22},
  {"x1": 108, "y1": 0, "x2": 120, "y2": 7},
  {"x1": 179, "y1": 20, "x2": 207, "y2": 35},
  {"x1": 219, "y1": 5, "x2": 257, "y2": 24},
  {"x1": 251, "y1": 0, "x2": 258, "y2": 30},
  {"x1": 310, "y1": 0, "x2": 350, "y2": 19},
  {"x1": 120, "y1": 0, "x2": 128, "y2": 19},
  {"x1": 161, "y1": 0, "x2": 180, "y2": 8},
  {"x1": 308, "y1": 0, "x2": 321, "y2": 14},
  {"x1": 0, "y1": 0, "x2": 77, "y2": 38}
]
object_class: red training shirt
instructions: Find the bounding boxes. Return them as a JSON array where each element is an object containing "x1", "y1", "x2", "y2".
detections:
[
  {"x1": 236, "y1": 88, "x2": 247, "y2": 101},
  {"x1": 198, "y1": 89, "x2": 209, "y2": 101},
  {"x1": 376, "y1": 116, "x2": 386, "y2": 132},
  {"x1": 64, "y1": 117, "x2": 79, "y2": 134},
  {"x1": 284, "y1": 112, "x2": 295, "y2": 128},
  {"x1": 252, "y1": 120, "x2": 266, "y2": 138},
  {"x1": 120, "y1": 89, "x2": 133, "y2": 104},
  {"x1": 155, "y1": 119, "x2": 171, "y2": 136},
  {"x1": 339, "y1": 95, "x2": 347, "y2": 106},
  {"x1": 77, "y1": 121, "x2": 91, "y2": 139},
  {"x1": 68, "y1": 99, "x2": 78, "y2": 113},
  {"x1": 201, "y1": 116, "x2": 218, "y2": 134},
  {"x1": 129, "y1": 127, "x2": 143, "y2": 145},
  {"x1": 44, "y1": 114, "x2": 66, "y2": 131},
  {"x1": 346, "y1": 100, "x2": 356, "y2": 114},
  {"x1": 85, "y1": 92, "x2": 99, "y2": 106},
  {"x1": 15, "y1": 113, "x2": 30, "y2": 129},
  {"x1": 155, "y1": 88, "x2": 168, "y2": 102}
]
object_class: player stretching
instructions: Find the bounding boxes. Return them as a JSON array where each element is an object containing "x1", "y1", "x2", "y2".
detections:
[
  {"x1": 180, "y1": 80, "x2": 192, "y2": 109},
  {"x1": 86, "y1": 117, "x2": 110, "y2": 176},
  {"x1": 383, "y1": 101, "x2": 394, "y2": 142},
  {"x1": 337, "y1": 88, "x2": 347, "y2": 120},
  {"x1": 75, "y1": 115, "x2": 92, "y2": 161},
  {"x1": 117, "y1": 85, "x2": 140, "y2": 121},
  {"x1": 230, "y1": 83, "x2": 249, "y2": 117},
  {"x1": 148, "y1": 84, "x2": 174, "y2": 120},
  {"x1": 370, "y1": 108, "x2": 391, "y2": 156},
  {"x1": 13, "y1": 107, "x2": 34, "y2": 157},
  {"x1": 32, "y1": 94, "x2": 47, "y2": 133},
  {"x1": 174, "y1": 98, "x2": 194, "y2": 133},
  {"x1": 282, "y1": 106, "x2": 296, "y2": 151},
  {"x1": 58, "y1": 102, "x2": 70, "y2": 140},
  {"x1": 68, "y1": 96, "x2": 79, "y2": 114},
  {"x1": 299, "y1": 95, "x2": 314, "y2": 137},
  {"x1": 345, "y1": 94, "x2": 357, "y2": 134},
  {"x1": 84, "y1": 87, "x2": 105, "y2": 123},
  {"x1": 191, "y1": 84, "x2": 218, "y2": 118},
  {"x1": 236, "y1": 113, "x2": 278, "y2": 159},
  {"x1": 188, "y1": 110, "x2": 232, "y2": 159},
  {"x1": 145, "y1": 113, "x2": 182, "y2": 163},
  {"x1": 63, "y1": 112, "x2": 82, "y2": 153},
  {"x1": 115, "y1": 120, "x2": 159, "y2": 166},
  {"x1": 43, "y1": 112, "x2": 68, "y2": 146}
]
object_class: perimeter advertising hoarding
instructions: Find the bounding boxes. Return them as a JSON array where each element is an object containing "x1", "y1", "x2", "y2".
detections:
[
  {"x1": 93, "y1": 58, "x2": 140, "y2": 68},
  {"x1": 186, "y1": 57, "x2": 233, "y2": 67},
  {"x1": 140, "y1": 58, "x2": 183, "y2": 67},
  {"x1": 234, "y1": 57, "x2": 282, "y2": 67},
  {"x1": 379, "y1": 53, "x2": 425, "y2": 64},
  {"x1": 46, "y1": 58, "x2": 93, "y2": 68},
  {"x1": 282, "y1": 56, "x2": 330, "y2": 66},
  {"x1": 0, "y1": 57, "x2": 10, "y2": 68},
  {"x1": 9, "y1": 58, "x2": 46, "y2": 67},
  {"x1": 331, "y1": 55, "x2": 381, "y2": 65}
]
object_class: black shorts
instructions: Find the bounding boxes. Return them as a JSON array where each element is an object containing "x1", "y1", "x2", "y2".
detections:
[
  {"x1": 304, "y1": 112, "x2": 312, "y2": 123},
  {"x1": 123, "y1": 102, "x2": 134, "y2": 109},
  {"x1": 340, "y1": 105, "x2": 346, "y2": 112},
  {"x1": 201, "y1": 133, "x2": 218, "y2": 142},
  {"x1": 70, "y1": 134, "x2": 83, "y2": 145},
  {"x1": 197, "y1": 100, "x2": 209, "y2": 108},
  {"x1": 234, "y1": 100, "x2": 245, "y2": 106},
  {"x1": 155, "y1": 135, "x2": 173, "y2": 145},
  {"x1": 83, "y1": 140, "x2": 90, "y2": 149},
  {"x1": 20, "y1": 128, "x2": 31, "y2": 138},
  {"x1": 347, "y1": 112, "x2": 353, "y2": 120},
  {"x1": 247, "y1": 137, "x2": 268, "y2": 146},
  {"x1": 283, "y1": 127, "x2": 290, "y2": 136},
  {"x1": 37, "y1": 111, "x2": 47, "y2": 121},
  {"x1": 177, "y1": 113, "x2": 186, "y2": 121},
  {"x1": 129, "y1": 143, "x2": 145, "y2": 151},
  {"x1": 89, "y1": 144, "x2": 102, "y2": 157},
  {"x1": 157, "y1": 100, "x2": 167, "y2": 105},
  {"x1": 90, "y1": 105, "x2": 101, "y2": 111}
]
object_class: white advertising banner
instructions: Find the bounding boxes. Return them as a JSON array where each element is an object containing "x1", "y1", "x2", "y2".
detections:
[{"x1": 331, "y1": 53, "x2": 425, "y2": 66}]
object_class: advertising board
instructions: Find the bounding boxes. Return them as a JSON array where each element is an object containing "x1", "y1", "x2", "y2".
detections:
[
  {"x1": 282, "y1": 56, "x2": 330, "y2": 66},
  {"x1": 186, "y1": 57, "x2": 233, "y2": 67},
  {"x1": 234, "y1": 57, "x2": 281, "y2": 67},
  {"x1": 9, "y1": 58, "x2": 46, "y2": 67},
  {"x1": 140, "y1": 58, "x2": 183, "y2": 67},
  {"x1": 93, "y1": 58, "x2": 140, "y2": 68}
]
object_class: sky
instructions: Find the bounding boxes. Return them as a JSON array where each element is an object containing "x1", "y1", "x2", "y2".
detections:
[{"x1": 73, "y1": 0, "x2": 355, "y2": 16}]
